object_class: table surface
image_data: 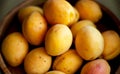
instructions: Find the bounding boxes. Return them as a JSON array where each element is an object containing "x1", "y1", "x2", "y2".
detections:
[{"x1": 0, "y1": 0, "x2": 120, "y2": 74}]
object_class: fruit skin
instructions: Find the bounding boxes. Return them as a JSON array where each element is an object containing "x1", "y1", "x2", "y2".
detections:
[
  {"x1": 53, "y1": 49, "x2": 83, "y2": 74},
  {"x1": 101, "y1": 30, "x2": 120, "y2": 60},
  {"x1": 71, "y1": 20, "x2": 96, "y2": 38},
  {"x1": 71, "y1": 7, "x2": 80, "y2": 25},
  {"x1": 22, "y1": 11, "x2": 47, "y2": 45},
  {"x1": 45, "y1": 70, "x2": 65, "y2": 74},
  {"x1": 45, "y1": 24, "x2": 73, "y2": 56},
  {"x1": 75, "y1": 0, "x2": 102, "y2": 23},
  {"x1": 75, "y1": 26, "x2": 104, "y2": 60},
  {"x1": 1, "y1": 32, "x2": 28, "y2": 67},
  {"x1": 43, "y1": 0, "x2": 76, "y2": 26},
  {"x1": 81, "y1": 59, "x2": 111, "y2": 74},
  {"x1": 18, "y1": 6, "x2": 43, "y2": 23},
  {"x1": 24, "y1": 47, "x2": 52, "y2": 74}
]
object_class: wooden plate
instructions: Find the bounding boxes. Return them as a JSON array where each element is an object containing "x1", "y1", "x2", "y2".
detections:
[{"x1": 0, "y1": 0, "x2": 120, "y2": 74}]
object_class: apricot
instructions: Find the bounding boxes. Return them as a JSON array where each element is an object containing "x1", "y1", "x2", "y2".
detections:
[
  {"x1": 1, "y1": 32, "x2": 28, "y2": 67},
  {"x1": 43, "y1": 0, "x2": 76, "y2": 26},
  {"x1": 45, "y1": 24, "x2": 73, "y2": 56},
  {"x1": 75, "y1": 0, "x2": 102, "y2": 23},
  {"x1": 18, "y1": 6, "x2": 43, "y2": 23},
  {"x1": 71, "y1": 20, "x2": 96, "y2": 38},
  {"x1": 24, "y1": 47, "x2": 52, "y2": 74},
  {"x1": 81, "y1": 59, "x2": 111, "y2": 74},
  {"x1": 75, "y1": 26, "x2": 104, "y2": 60},
  {"x1": 101, "y1": 30, "x2": 120, "y2": 60},
  {"x1": 53, "y1": 49, "x2": 83, "y2": 74},
  {"x1": 22, "y1": 11, "x2": 47, "y2": 45},
  {"x1": 45, "y1": 70, "x2": 65, "y2": 74},
  {"x1": 70, "y1": 8, "x2": 80, "y2": 25}
]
